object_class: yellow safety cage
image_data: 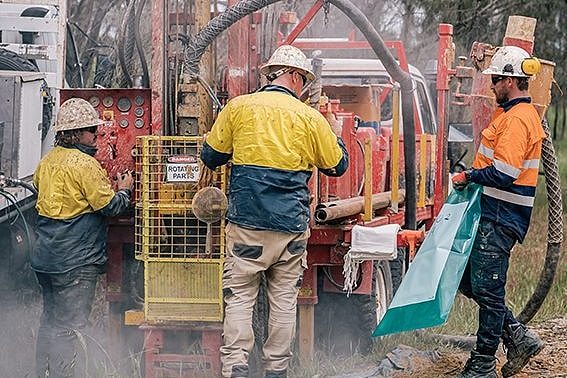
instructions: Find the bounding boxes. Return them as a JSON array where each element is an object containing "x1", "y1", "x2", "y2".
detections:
[{"x1": 134, "y1": 136, "x2": 226, "y2": 323}]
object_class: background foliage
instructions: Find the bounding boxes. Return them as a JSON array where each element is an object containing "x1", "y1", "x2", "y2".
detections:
[{"x1": 66, "y1": 0, "x2": 567, "y2": 138}]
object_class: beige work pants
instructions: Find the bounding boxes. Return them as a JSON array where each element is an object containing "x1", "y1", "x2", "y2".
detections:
[{"x1": 220, "y1": 222, "x2": 309, "y2": 378}]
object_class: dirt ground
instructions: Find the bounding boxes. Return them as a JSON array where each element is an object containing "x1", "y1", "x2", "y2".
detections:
[
  {"x1": 2, "y1": 281, "x2": 567, "y2": 377},
  {"x1": 391, "y1": 318, "x2": 567, "y2": 378}
]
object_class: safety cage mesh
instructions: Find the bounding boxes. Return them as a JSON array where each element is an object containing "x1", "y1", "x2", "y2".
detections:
[{"x1": 134, "y1": 136, "x2": 226, "y2": 322}]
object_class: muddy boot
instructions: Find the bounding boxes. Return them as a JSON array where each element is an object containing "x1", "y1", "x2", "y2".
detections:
[
  {"x1": 501, "y1": 323, "x2": 544, "y2": 377},
  {"x1": 265, "y1": 370, "x2": 286, "y2": 378},
  {"x1": 458, "y1": 350, "x2": 498, "y2": 378}
]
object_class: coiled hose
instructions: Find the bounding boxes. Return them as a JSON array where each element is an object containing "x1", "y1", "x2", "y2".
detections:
[
  {"x1": 518, "y1": 118, "x2": 564, "y2": 323},
  {"x1": 183, "y1": 0, "x2": 563, "y2": 322}
]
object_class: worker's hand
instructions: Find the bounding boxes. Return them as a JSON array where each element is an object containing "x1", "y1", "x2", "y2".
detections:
[
  {"x1": 117, "y1": 170, "x2": 134, "y2": 192},
  {"x1": 452, "y1": 170, "x2": 471, "y2": 191},
  {"x1": 326, "y1": 106, "x2": 342, "y2": 137},
  {"x1": 197, "y1": 161, "x2": 214, "y2": 190}
]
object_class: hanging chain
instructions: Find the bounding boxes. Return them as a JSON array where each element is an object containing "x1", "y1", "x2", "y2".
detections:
[{"x1": 323, "y1": 0, "x2": 330, "y2": 27}]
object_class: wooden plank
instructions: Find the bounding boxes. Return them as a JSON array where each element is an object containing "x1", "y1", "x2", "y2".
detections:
[
  {"x1": 0, "y1": 16, "x2": 58, "y2": 33},
  {"x1": 297, "y1": 304, "x2": 315, "y2": 361},
  {"x1": 0, "y1": 43, "x2": 56, "y2": 60}
]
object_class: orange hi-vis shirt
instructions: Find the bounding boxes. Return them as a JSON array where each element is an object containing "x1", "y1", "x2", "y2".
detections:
[{"x1": 469, "y1": 98, "x2": 545, "y2": 242}]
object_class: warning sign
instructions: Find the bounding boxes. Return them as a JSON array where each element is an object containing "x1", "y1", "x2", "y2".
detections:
[{"x1": 166, "y1": 163, "x2": 200, "y2": 182}]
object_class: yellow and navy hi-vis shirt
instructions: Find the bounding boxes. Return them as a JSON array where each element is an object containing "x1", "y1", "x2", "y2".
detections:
[
  {"x1": 34, "y1": 146, "x2": 116, "y2": 219},
  {"x1": 470, "y1": 97, "x2": 545, "y2": 242},
  {"x1": 32, "y1": 146, "x2": 131, "y2": 274},
  {"x1": 201, "y1": 85, "x2": 348, "y2": 233}
]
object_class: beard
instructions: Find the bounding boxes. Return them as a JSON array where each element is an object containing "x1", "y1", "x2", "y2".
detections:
[{"x1": 495, "y1": 89, "x2": 510, "y2": 105}]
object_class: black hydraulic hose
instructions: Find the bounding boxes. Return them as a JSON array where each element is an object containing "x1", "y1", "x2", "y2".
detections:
[
  {"x1": 118, "y1": 0, "x2": 135, "y2": 87},
  {"x1": 134, "y1": 0, "x2": 150, "y2": 87},
  {"x1": 184, "y1": 0, "x2": 417, "y2": 230},
  {"x1": 328, "y1": 0, "x2": 416, "y2": 230},
  {"x1": 518, "y1": 118, "x2": 563, "y2": 323},
  {"x1": 66, "y1": 23, "x2": 84, "y2": 87}
]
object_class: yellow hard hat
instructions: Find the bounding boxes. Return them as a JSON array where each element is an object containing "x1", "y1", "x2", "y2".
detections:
[
  {"x1": 260, "y1": 45, "x2": 315, "y2": 83},
  {"x1": 54, "y1": 98, "x2": 105, "y2": 132},
  {"x1": 482, "y1": 45, "x2": 541, "y2": 77}
]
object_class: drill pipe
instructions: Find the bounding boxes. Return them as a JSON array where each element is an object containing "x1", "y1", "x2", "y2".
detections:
[{"x1": 314, "y1": 190, "x2": 405, "y2": 223}]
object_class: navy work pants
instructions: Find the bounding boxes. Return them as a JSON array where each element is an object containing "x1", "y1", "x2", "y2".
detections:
[
  {"x1": 459, "y1": 219, "x2": 518, "y2": 356},
  {"x1": 35, "y1": 265, "x2": 102, "y2": 378}
]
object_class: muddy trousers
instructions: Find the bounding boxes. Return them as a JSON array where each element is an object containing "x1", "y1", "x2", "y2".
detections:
[
  {"x1": 459, "y1": 219, "x2": 518, "y2": 356},
  {"x1": 35, "y1": 265, "x2": 102, "y2": 378},
  {"x1": 221, "y1": 223, "x2": 309, "y2": 378}
]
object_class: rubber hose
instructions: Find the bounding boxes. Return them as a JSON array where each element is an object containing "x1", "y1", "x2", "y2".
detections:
[
  {"x1": 118, "y1": 0, "x2": 136, "y2": 87},
  {"x1": 66, "y1": 22, "x2": 84, "y2": 87},
  {"x1": 185, "y1": 0, "x2": 417, "y2": 230},
  {"x1": 518, "y1": 119, "x2": 563, "y2": 323},
  {"x1": 133, "y1": 0, "x2": 150, "y2": 87}
]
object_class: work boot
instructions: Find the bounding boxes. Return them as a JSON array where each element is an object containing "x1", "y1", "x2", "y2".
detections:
[
  {"x1": 230, "y1": 364, "x2": 249, "y2": 378},
  {"x1": 501, "y1": 323, "x2": 544, "y2": 377},
  {"x1": 265, "y1": 369, "x2": 286, "y2": 378},
  {"x1": 458, "y1": 350, "x2": 498, "y2": 378}
]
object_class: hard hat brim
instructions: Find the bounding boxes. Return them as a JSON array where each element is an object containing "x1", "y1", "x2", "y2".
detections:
[
  {"x1": 54, "y1": 118, "x2": 106, "y2": 133},
  {"x1": 260, "y1": 62, "x2": 316, "y2": 83},
  {"x1": 481, "y1": 66, "x2": 529, "y2": 77}
]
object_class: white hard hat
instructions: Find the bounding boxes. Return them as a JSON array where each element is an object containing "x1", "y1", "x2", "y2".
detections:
[
  {"x1": 482, "y1": 45, "x2": 541, "y2": 77},
  {"x1": 260, "y1": 45, "x2": 315, "y2": 82},
  {"x1": 54, "y1": 98, "x2": 105, "y2": 132}
]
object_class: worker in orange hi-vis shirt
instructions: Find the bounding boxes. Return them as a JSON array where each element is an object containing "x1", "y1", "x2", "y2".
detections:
[{"x1": 452, "y1": 46, "x2": 546, "y2": 378}]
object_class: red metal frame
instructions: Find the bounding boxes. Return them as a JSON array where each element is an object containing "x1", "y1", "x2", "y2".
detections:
[
  {"x1": 248, "y1": 2, "x2": 436, "y2": 297},
  {"x1": 137, "y1": 0, "x2": 448, "y2": 372},
  {"x1": 142, "y1": 325, "x2": 222, "y2": 377}
]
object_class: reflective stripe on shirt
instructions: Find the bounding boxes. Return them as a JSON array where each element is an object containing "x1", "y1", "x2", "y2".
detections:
[{"x1": 483, "y1": 187, "x2": 535, "y2": 207}]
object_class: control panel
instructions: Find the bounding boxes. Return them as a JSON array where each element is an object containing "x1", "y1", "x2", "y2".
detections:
[{"x1": 60, "y1": 89, "x2": 152, "y2": 185}]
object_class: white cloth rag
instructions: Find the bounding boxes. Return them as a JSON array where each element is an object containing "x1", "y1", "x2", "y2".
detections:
[{"x1": 343, "y1": 224, "x2": 400, "y2": 296}]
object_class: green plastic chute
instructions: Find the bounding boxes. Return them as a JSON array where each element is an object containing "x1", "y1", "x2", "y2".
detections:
[{"x1": 373, "y1": 184, "x2": 482, "y2": 336}]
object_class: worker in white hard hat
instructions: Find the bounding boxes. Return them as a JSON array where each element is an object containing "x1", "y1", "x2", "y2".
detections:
[
  {"x1": 201, "y1": 44, "x2": 348, "y2": 378},
  {"x1": 32, "y1": 98, "x2": 134, "y2": 378},
  {"x1": 452, "y1": 45, "x2": 545, "y2": 378}
]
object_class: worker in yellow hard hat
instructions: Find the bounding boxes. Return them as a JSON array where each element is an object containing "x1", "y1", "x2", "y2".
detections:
[
  {"x1": 201, "y1": 44, "x2": 348, "y2": 378},
  {"x1": 452, "y1": 45, "x2": 545, "y2": 378},
  {"x1": 32, "y1": 98, "x2": 134, "y2": 378}
]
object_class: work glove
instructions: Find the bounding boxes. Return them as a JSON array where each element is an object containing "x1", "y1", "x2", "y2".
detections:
[{"x1": 452, "y1": 170, "x2": 471, "y2": 191}]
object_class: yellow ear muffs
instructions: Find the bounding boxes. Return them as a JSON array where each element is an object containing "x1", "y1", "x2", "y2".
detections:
[{"x1": 522, "y1": 57, "x2": 541, "y2": 76}]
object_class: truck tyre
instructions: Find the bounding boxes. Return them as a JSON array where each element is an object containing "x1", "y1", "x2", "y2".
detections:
[
  {"x1": 0, "y1": 48, "x2": 39, "y2": 72},
  {"x1": 315, "y1": 261, "x2": 393, "y2": 355},
  {"x1": 389, "y1": 247, "x2": 407, "y2": 294}
]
